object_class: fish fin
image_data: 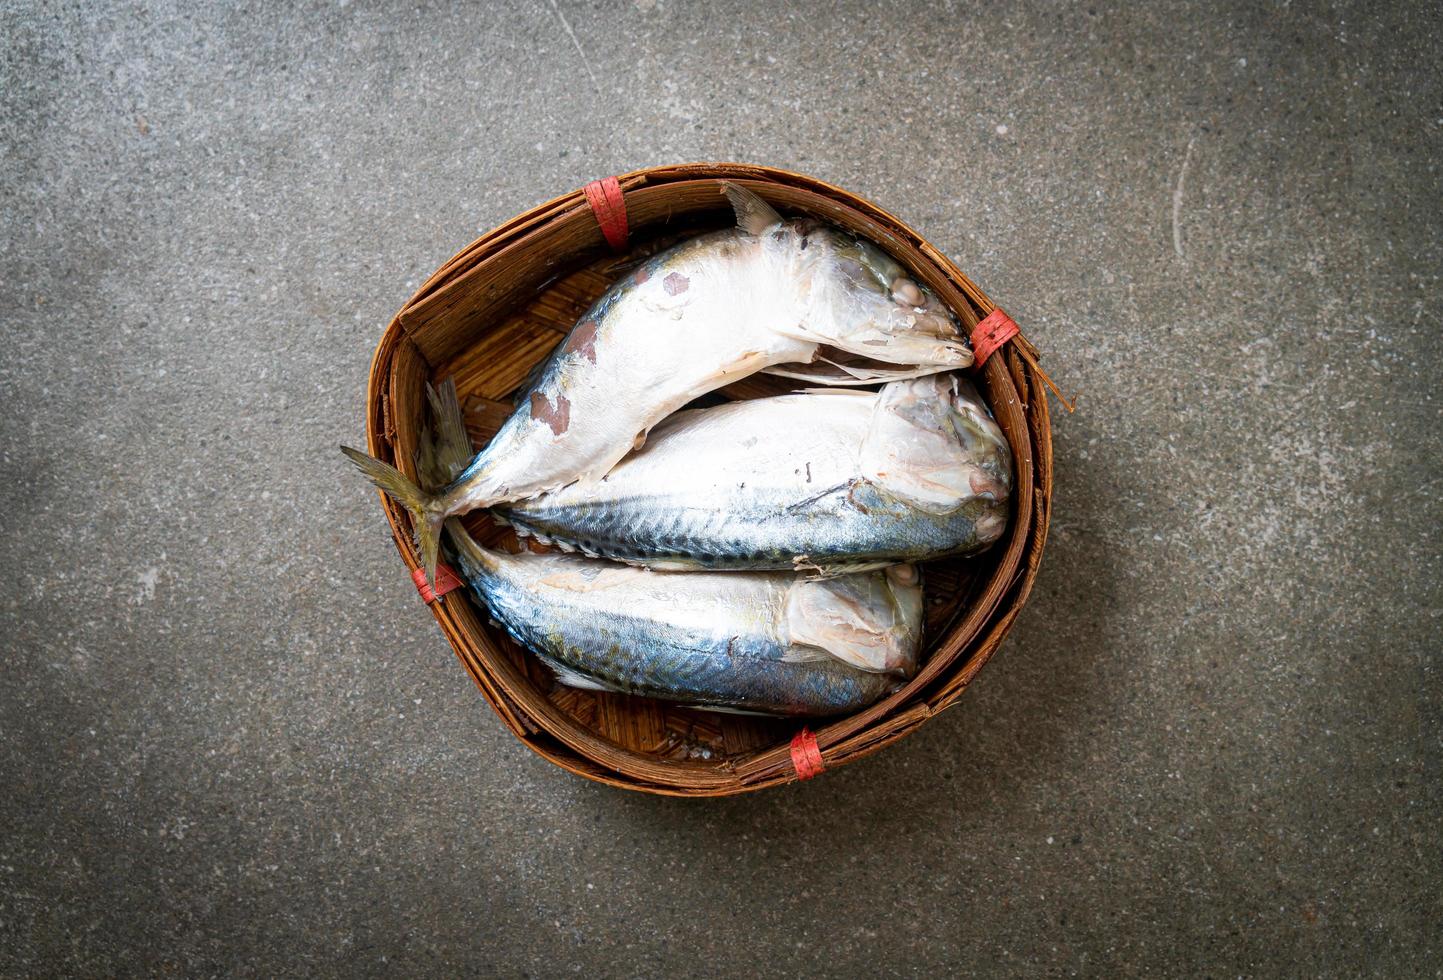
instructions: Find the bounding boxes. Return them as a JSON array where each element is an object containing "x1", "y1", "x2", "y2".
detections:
[
  {"x1": 539, "y1": 656, "x2": 620, "y2": 693},
  {"x1": 698, "y1": 348, "x2": 777, "y2": 390},
  {"x1": 498, "y1": 515, "x2": 551, "y2": 545},
  {"x1": 795, "y1": 386, "x2": 881, "y2": 398},
  {"x1": 779, "y1": 643, "x2": 836, "y2": 665},
  {"x1": 415, "y1": 431, "x2": 445, "y2": 493},
  {"x1": 799, "y1": 560, "x2": 895, "y2": 579},
  {"x1": 687, "y1": 704, "x2": 782, "y2": 717},
  {"x1": 635, "y1": 558, "x2": 702, "y2": 571},
  {"x1": 341, "y1": 446, "x2": 447, "y2": 587},
  {"x1": 720, "y1": 181, "x2": 783, "y2": 236},
  {"x1": 762, "y1": 358, "x2": 955, "y2": 386},
  {"x1": 425, "y1": 378, "x2": 473, "y2": 483},
  {"x1": 787, "y1": 553, "x2": 889, "y2": 579}
]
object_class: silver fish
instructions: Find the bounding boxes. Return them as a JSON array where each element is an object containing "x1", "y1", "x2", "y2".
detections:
[
  {"x1": 494, "y1": 373, "x2": 1012, "y2": 572},
  {"x1": 444, "y1": 521, "x2": 922, "y2": 715},
  {"x1": 344, "y1": 183, "x2": 972, "y2": 584}
]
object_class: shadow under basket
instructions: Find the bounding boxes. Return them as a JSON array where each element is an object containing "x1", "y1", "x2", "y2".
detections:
[{"x1": 363, "y1": 163, "x2": 1055, "y2": 796}]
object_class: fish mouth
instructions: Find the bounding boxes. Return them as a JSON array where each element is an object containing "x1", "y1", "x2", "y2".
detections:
[
  {"x1": 826, "y1": 291, "x2": 973, "y2": 369},
  {"x1": 857, "y1": 300, "x2": 972, "y2": 365},
  {"x1": 852, "y1": 374, "x2": 1012, "y2": 515}
]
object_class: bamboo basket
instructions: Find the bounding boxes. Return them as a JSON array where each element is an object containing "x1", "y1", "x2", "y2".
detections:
[{"x1": 362, "y1": 163, "x2": 1055, "y2": 795}]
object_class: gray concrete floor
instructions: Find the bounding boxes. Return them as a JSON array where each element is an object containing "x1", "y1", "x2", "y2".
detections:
[{"x1": 2, "y1": 0, "x2": 1439, "y2": 975}]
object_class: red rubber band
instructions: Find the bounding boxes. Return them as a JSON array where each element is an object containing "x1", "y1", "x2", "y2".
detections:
[
  {"x1": 790, "y1": 728, "x2": 826, "y2": 780},
  {"x1": 412, "y1": 563, "x2": 463, "y2": 605},
  {"x1": 971, "y1": 308, "x2": 1019, "y2": 367},
  {"x1": 583, "y1": 177, "x2": 629, "y2": 251}
]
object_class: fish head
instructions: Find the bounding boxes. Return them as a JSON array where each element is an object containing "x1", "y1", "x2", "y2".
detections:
[
  {"x1": 798, "y1": 228, "x2": 974, "y2": 369},
  {"x1": 859, "y1": 374, "x2": 1014, "y2": 517},
  {"x1": 783, "y1": 565, "x2": 923, "y2": 677}
]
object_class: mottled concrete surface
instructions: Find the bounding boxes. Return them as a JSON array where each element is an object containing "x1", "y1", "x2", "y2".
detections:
[{"x1": 2, "y1": 0, "x2": 1439, "y2": 975}]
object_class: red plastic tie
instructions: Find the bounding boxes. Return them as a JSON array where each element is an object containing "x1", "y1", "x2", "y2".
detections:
[
  {"x1": 583, "y1": 177, "x2": 629, "y2": 251},
  {"x1": 412, "y1": 563, "x2": 463, "y2": 605},
  {"x1": 790, "y1": 728, "x2": 826, "y2": 781},
  {"x1": 971, "y1": 308, "x2": 1020, "y2": 368}
]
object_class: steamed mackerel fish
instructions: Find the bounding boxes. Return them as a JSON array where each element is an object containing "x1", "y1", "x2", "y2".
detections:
[
  {"x1": 444, "y1": 521, "x2": 921, "y2": 716},
  {"x1": 343, "y1": 183, "x2": 972, "y2": 584},
  {"x1": 497, "y1": 374, "x2": 1012, "y2": 572}
]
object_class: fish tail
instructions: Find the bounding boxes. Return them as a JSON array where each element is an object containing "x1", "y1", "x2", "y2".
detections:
[
  {"x1": 341, "y1": 445, "x2": 448, "y2": 586},
  {"x1": 441, "y1": 517, "x2": 502, "y2": 575},
  {"x1": 416, "y1": 378, "x2": 475, "y2": 490},
  {"x1": 425, "y1": 378, "x2": 473, "y2": 483},
  {"x1": 442, "y1": 516, "x2": 482, "y2": 563}
]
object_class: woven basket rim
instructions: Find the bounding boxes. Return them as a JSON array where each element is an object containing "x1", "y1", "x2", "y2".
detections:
[{"x1": 362, "y1": 163, "x2": 1054, "y2": 795}]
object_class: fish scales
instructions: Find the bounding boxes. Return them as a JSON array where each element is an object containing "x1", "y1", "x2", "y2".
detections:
[
  {"x1": 497, "y1": 374, "x2": 1012, "y2": 571},
  {"x1": 447, "y1": 521, "x2": 918, "y2": 716}
]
